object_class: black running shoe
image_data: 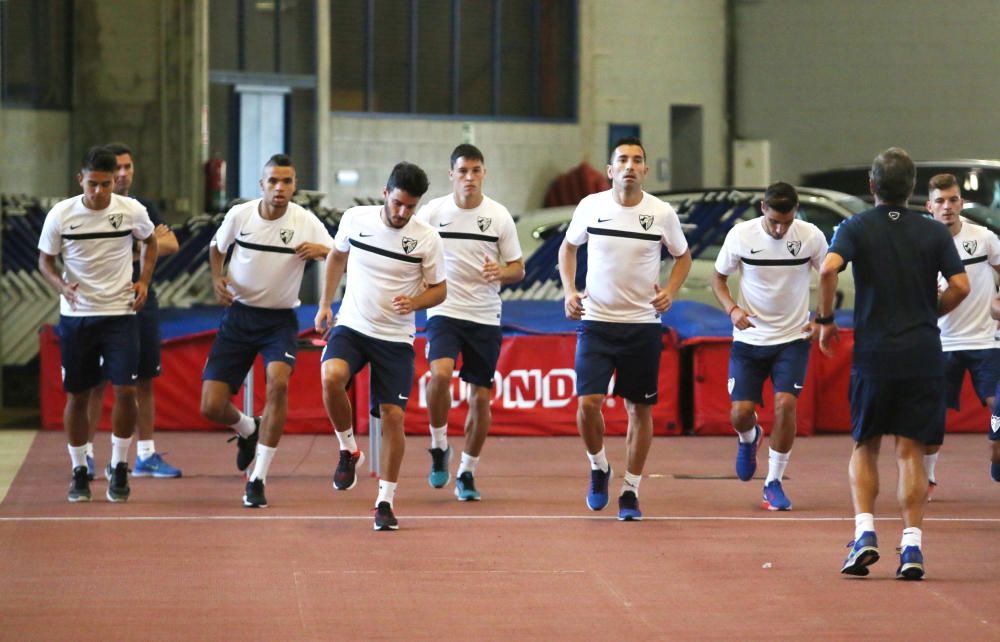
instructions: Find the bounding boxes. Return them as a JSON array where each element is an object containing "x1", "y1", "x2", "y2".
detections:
[
  {"x1": 106, "y1": 462, "x2": 131, "y2": 502},
  {"x1": 373, "y1": 501, "x2": 398, "y2": 531},
  {"x1": 228, "y1": 417, "x2": 260, "y2": 472},
  {"x1": 333, "y1": 450, "x2": 365, "y2": 491},
  {"x1": 68, "y1": 466, "x2": 91, "y2": 503},
  {"x1": 243, "y1": 478, "x2": 268, "y2": 507}
]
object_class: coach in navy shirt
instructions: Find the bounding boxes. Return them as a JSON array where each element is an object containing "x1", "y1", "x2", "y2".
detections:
[{"x1": 818, "y1": 147, "x2": 968, "y2": 581}]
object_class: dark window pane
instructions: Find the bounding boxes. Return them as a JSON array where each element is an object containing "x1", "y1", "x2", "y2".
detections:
[
  {"x1": 289, "y1": 88, "x2": 317, "y2": 188},
  {"x1": 330, "y1": 0, "x2": 367, "y2": 110},
  {"x1": 539, "y1": 0, "x2": 574, "y2": 119},
  {"x1": 499, "y1": 0, "x2": 535, "y2": 117},
  {"x1": 279, "y1": 0, "x2": 316, "y2": 75},
  {"x1": 372, "y1": 0, "x2": 411, "y2": 113},
  {"x1": 456, "y1": 0, "x2": 493, "y2": 115},
  {"x1": 1, "y1": 0, "x2": 72, "y2": 109},
  {"x1": 415, "y1": 0, "x2": 452, "y2": 114},
  {"x1": 243, "y1": 0, "x2": 277, "y2": 73},
  {"x1": 209, "y1": 1, "x2": 239, "y2": 70}
]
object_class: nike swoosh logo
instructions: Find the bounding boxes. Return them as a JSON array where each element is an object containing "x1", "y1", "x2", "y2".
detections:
[
  {"x1": 284, "y1": 352, "x2": 295, "y2": 359},
  {"x1": 438, "y1": 222, "x2": 452, "y2": 227},
  {"x1": 398, "y1": 394, "x2": 409, "y2": 400},
  {"x1": 644, "y1": 392, "x2": 656, "y2": 399},
  {"x1": 239, "y1": 231, "x2": 251, "y2": 236},
  {"x1": 750, "y1": 249, "x2": 764, "y2": 254},
  {"x1": 69, "y1": 223, "x2": 83, "y2": 230},
  {"x1": 360, "y1": 233, "x2": 373, "y2": 237},
  {"x1": 597, "y1": 217, "x2": 614, "y2": 223},
  {"x1": 793, "y1": 384, "x2": 804, "y2": 389}
]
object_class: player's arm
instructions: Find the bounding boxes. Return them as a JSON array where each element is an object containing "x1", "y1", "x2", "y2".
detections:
[
  {"x1": 816, "y1": 251, "x2": 844, "y2": 355},
  {"x1": 484, "y1": 257, "x2": 525, "y2": 285},
  {"x1": 38, "y1": 251, "x2": 79, "y2": 310},
  {"x1": 398, "y1": 280, "x2": 447, "y2": 313},
  {"x1": 154, "y1": 225, "x2": 179, "y2": 256},
  {"x1": 295, "y1": 242, "x2": 330, "y2": 261},
  {"x1": 711, "y1": 270, "x2": 754, "y2": 330},
  {"x1": 133, "y1": 233, "x2": 159, "y2": 311},
  {"x1": 651, "y1": 248, "x2": 692, "y2": 314},
  {"x1": 558, "y1": 239, "x2": 585, "y2": 320},
  {"x1": 938, "y1": 272, "x2": 970, "y2": 316},
  {"x1": 315, "y1": 248, "x2": 348, "y2": 333},
  {"x1": 209, "y1": 243, "x2": 233, "y2": 306}
]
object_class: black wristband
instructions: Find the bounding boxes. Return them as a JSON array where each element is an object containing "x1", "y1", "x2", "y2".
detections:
[{"x1": 814, "y1": 314, "x2": 835, "y2": 325}]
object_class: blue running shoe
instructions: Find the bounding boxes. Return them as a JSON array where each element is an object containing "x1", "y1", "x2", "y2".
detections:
[
  {"x1": 896, "y1": 545, "x2": 924, "y2": 580},
  {"x1": 841, "y1": 531, "x2": 879, "y2": 576},
  {"x1": 735, "y1": 426, "x2": 762, "y2": 481},
  {"x1": 617, "y1": 491, "x2": 642, "y2": 521},
  {"x1": 992, "y1": 461, "x2": 1000, "y2": 482},
  {"x1": 587, "y1": 465, "x2": 612, "y2": 511},
  {"x1": 428, "y1": 447, "x2": 451, "y2": 488},
  {"x1": 761, "y1": 480, "x2": 792, "y2": 511},
  {"x1": 86, "y1": 455, "x2": 96, "y2": 481},
  {"x1": 133, "y1": 453, "x2": 182, "y2": 478},
  {"x1": 454, "y1": 471, "x2": 481, "y2": 501}
]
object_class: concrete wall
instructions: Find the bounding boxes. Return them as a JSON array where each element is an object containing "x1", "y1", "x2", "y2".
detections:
[
  {"x1": 319, "y1": 0, "x2": 728, "y2": 213},
  {"x1": 733, "y1": 0, "x2": 1000, "y2": 183},
  {"x1": 0, "y1": 109, "x2": 71, "y2": 197}
]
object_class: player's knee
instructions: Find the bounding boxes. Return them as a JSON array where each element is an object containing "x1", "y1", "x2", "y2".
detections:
[
  {"x1": 773, "y1": 393, "x2": 797, "y2": 416},
  {"x1": 730, "y1": 405, "x2": 755, "y2": 427},
  {"x1": 200, "y1": 392, "x2": 226, "y2": 422},
  {"x1": 427, "y1": 370, "x2": 452, "y2": 391},
  {"x1": 266, "y1": 377, "x2": 289, "y2": 401},
  {"x1": 578, "y1": 394, "x2": 604, "y2": 417},
  {"x1": 112, "y1": 385, "x2": 138, "y2": 405}
]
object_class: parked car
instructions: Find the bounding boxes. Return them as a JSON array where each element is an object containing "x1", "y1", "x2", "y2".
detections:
[{"x1": 510, "y1": 187, "x2": 867, "y2": 309}]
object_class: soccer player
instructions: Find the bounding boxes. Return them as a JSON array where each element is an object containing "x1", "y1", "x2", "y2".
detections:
[
  {"x1": 316, "y1": 162, "x2": 446, "y2": 531},
  {"x1": 711, "y1": 182, "x2": 827, "y2": 511},
  {"x1": 416, "y1": 144, "x2": 524, "y2": 500}
]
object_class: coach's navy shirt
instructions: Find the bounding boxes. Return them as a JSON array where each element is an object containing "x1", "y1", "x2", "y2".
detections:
[
  {"x1": 829, "y1": 205, "x2": 964, "y2": 378},
  {"x1": 131, "y1": 196, "x2": 162, "y2": 308}
]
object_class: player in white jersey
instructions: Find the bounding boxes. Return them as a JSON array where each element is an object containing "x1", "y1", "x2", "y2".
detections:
[
  {"x1": 557, "y1": 137, "x2": 691, "y2": 521},
  {"x1": 200, "y1": 154, "x2": 333, "y2": 508},
  {"x1": 415, "y1": 144, "x2": 524, "y2": 500},
  {"x1": 925, "y1": 173, "x2": 1000, "y2": 489},
  {"x1": 37, "y1": 146, "x2": 158, "y2": 503},
  {"x1": 711, "y1": 182, "x2": 828, "y2": 511},
  {"x1": 316, "y1": 162, "x2": 447, "y2": 531}
]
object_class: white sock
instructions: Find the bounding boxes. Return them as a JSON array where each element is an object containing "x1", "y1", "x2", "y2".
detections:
[
  {"x1": 68, "y1": 444, "x2": 88, "y2": 469},
  {"x1": 901, "y1": 527, "x2": 922, "y2": 549},
  {"x1": 110, "y1": 435, "x2": 132, "y2": 467},
  {"x1": 587, "y1": 447, "x2": 609, "y2": 472},
  {"x1": 457, "y1": 452, "x2": 479, "y2": 476},
  {"x1": 924, "y1": 452, "x2": 939, "y2": 484},
  {"x1": 736, "y1": 425, "x2": 759, "y2": 444},
  {"x1": 854, "y1": 513, "x2": 875, "y2": 540},
  {"x1": 85, "y1": 442, "x2": 95, "y2": 458},
  {"x1": 430, "y1": 425, "x2": 448, "y2": 450},
  {"x1": 376, "y1": 479, "x2": 397, "y2": 507},
  {"x1": 766, "y1": 448, "x2": 790, "y2": 484},
  {"x1": 621, "y1": 471, "x2": 641, "y2": 497},
  {"x1": 335, "y1": 427, "x2": 358, "y2": 453},
  {"x1": 230, "y1": 413, "x2": 256, "y2": 437},
  {"x1": 137, "y1": 440, "x2": 156, "y2": 460},
  {"x1": 249, "y1": 445, "x2": 276, "y2": 482}
]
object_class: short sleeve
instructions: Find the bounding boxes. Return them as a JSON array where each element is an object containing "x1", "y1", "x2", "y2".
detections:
[
  {"x1": 659, "y1": 202, "x2": 689, "y2": 257},
  {"x1": 828, "y1": 217, "x2": 856, "y2": 262},
  {"x1": 37, "y1": 207, "x2": 62, "y2": 256},
  {"x1": 212, "y1": 205, "x2": 240, "y2": 253},
  {"x1": 131, "y1": 203, "x2": 154, "y2": 240},
  {"x1": 422, "y1": 231, "x2": 447, "y2": 284},
  {"x1": 497, "y1": 213, "x2": 523, "y2": 262},
  {"x1": 714, "y1": 227, "x2": 740, "y2": 276},
  {"x1": 938, "y1": 228, "x2": 965, "y2": 280},
  {"x1": 987, "y1": 232, "x2": 1000, "y2": 267},
  {"x1": 564, "y1": 203, "x2": 590, "y2": 246},
  {"x1": 809, "y1": 226, "x2": 829, "y2": 271}
]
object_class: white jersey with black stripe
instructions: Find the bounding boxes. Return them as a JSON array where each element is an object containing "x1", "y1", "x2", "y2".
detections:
[
  {"x1": 565, "y1": 190, "x2": 689, "y2": 324},
  {"x1": 334, "y1": 205, "x2": 447, "y2": 344},
  {"x1": 715, "y1": 217, "x2": 827, "y2": 345},
  {"x1": 938, "y1": 221, "x2": 1000, "y2": 351},
  {"x1": 416, "y1": 194, "x2": 522, "y2": 326},
  {"x1": 213, "y1": 199, "x2": 334, "y2": 309},
  {"x1": 37, "y1": 193, "x2": 154, "y2": 316}
]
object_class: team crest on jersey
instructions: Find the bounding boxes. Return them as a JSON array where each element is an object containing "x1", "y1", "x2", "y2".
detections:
[
  {"x1": 477, "y1": 216, "x2": 492, "y2": 232},
  {"x1": 727, "y1": 377, "x2": 735, "y2": 394},
  {"x1": 402, "y1": 237, "x2": 417, "y2": 254},
  {"x1": 888, "y1": 210, "x2": 901, "y2": 221},
  {"x1": 639, "y1": 214, "x2": 653, "y2": 231},
  {"x1": 108, "y1": 212, "x2": 123, "y2": 229},
  {"x1": 786, "y1": 240, "x2": 801, "y2": 256},
  {"x1": 279, "y1": 229, "x2": 294, "y2": 245},
  {"x1": 992, "y1": 414, "x2": 1000, "y2": 433},
  {"x1": 963, "y1": 240, "x2": 978, "y2": 256}
]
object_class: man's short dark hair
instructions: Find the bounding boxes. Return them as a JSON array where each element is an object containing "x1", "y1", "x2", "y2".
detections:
[
  {"x1": 928, "y1": 173, "x2": 960, "y2": 194},
  {"x1": 870, "y1": 147, "x2": 915, "y2": 204},
  {"x1": 264, "y1": 153, "x2": 294, "y2": 169},
  {"x1": 81, "y1": 146, "x2": 117, "y2": 173},
  {"x1": 386, "y1": 162, "x2": 429, "y2": 197},
  {"x1": 762, "y1": 181, "x2": 799, "y2": 213},
  {"x1": 104, "y1": 142, "x2": 133, "y2": 158},
  {"x1": 609, "y1": 136, "x2": 646, "y2": 163},
  {"x1": 450, "y1": 144, "x2": 484, "y2": 168}
]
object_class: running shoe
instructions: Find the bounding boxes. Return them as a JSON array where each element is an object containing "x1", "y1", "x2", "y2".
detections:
[
  {"x1": 68, "y1": 466, "x2": 91, "y2": 502},
  {"x1": 841, "y1": 531, "x2": 879, "y2": 576},
  {"x1": 587, "y1": 465, "x2": 612, "y2": 511},
  {"x1": 896, "y1": 545, "x2": 924, "y2": 581},
  {"x1": 133, "y1": 452, "x2": 182, "y2": 478},
  {"x1": 454, "y1": 471, "x2": 481, "y2": 501},
  {"x1": 373, "y1": 501, "x2": 398, "y2": 531},
  {"x1": 333, "y1": 450, "x2": 365, "y2": 491},
  {"x1": 106, "y1": 462, "x2": 131, "y2": 503},
  {"x1": 761, "y1": 480, "x2": 792, "y2": 511},
  {"x1": 617, "y1": 491, "x2": 642, "y2": 521},
  {"x1": 243, "y1": 478, "x2": 267, "y2": 508},
  {"x1": 735, "y1": 426, "x2": 762, "y2": 481},
  {"x1": 427, "y1": 447, "x2": 451, "y2": 488}
]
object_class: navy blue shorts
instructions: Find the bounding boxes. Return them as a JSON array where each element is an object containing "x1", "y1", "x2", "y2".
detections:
[
  {"x1": 202, "y1": 302, "x2": 298, "y2": 394},
  {"x1": 849, "y1": 373, "x2": 946, "y2": 446},
  {"x1": 58, "y1": 315, "x2": 139, "y2": 393},
  {"x1": 575, "y1": 321, "x2": 662, "y2": 404},
  {"x1": 728, "y1": 339, "x2": 811, "y2": 404},
  {"x1": 425, "y1": 315, "x2": 501, "y2": 388},
  {"x1": 136, "y1": 305, "x2": 162, "y2": 379},
  {"x1": 322, "y1": 325, "x2": 415, "y2": 410},
  {"x1": 943, "y1": 348, "x2": 1000, "y2": 410}
]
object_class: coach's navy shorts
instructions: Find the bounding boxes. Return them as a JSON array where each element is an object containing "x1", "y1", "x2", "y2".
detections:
[
  {"x1": 136, "y1": 305, "x2": 162, "y2": 380},
  {"x1": 58, "y1": 314, "x2": 139, "y2": 393},
  {"x1": 202, "y1": 302, "x2": 298, "y2": 394},
  {"x1": 943, "y1": 348, "x2": 1000, "y2": 410},
  {"x1": 425, "y1": 315, "x2": 501, "y2": 388},
  {"x1": 728, "y1": 339, "x2": 811, "y2": 404},
  {"x1": 575, "y1": 321, "x2": 662, "y2": 404},
  {"x1": 849, "y1": 372, "x2": 946, "y2": 445},
  {"x1": 322, "y1": 325, "x2": 415, "y2": 410}
]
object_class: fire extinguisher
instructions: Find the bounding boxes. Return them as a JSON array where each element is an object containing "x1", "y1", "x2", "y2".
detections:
[{"x1": 205, "y1": 154, "x2": 227, "y2": 213}]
